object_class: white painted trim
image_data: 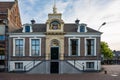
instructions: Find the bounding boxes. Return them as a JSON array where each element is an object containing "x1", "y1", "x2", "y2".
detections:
[
  {"x1": 13, "y1": 38, "x2": 25, "y2": 56},
  {"x1": 29, "y1": 38, "x2": 41, "y2": 56},
  {"x1": 85, "y1": 38, "x2": 96, "y2": 56},
  {"x1": 65, "y1": 35, "x2": 100, "y2": 37},
  {"x1": 68, "y1": 38, "x2": 80, "y2": 56},
  {"x1": 9, "y1": 35, "x2": 45, "y2": 38}
]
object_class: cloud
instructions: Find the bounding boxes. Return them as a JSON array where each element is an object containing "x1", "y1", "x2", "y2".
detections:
[{"x1": 17, "y1": 0, "x2": 120, "y2": 50}]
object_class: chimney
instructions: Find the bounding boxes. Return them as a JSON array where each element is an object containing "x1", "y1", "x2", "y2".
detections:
[
  {"x1": 31, "y1": 19, "x2": 35, "y2": 24},
  {"x1": 75, "y1": 19, "x2": 80, "y2": 25}
]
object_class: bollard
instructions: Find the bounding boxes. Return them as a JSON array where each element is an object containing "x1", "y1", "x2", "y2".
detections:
[{"x1": 104, "y1": 70, "x2": 107, "y2": 74}]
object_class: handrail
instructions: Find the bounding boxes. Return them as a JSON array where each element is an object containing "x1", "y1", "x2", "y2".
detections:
[
  {"x1": 68, "y1": 60, "x2": 84, "y2": 71},
  {"x1": 75, "y1": 61, "x2": 84, "y2": 71},
  {"x1": 24, "y1": 56, "x2": 45, "y2": 71}
]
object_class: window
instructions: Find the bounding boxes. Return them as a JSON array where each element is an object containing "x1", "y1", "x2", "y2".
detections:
[
  {"x1": 0, "y1": 36, "x2": 5, "y2": 40},
  {"x1": 78, "y1": 23, "x2": 87, "y2": 32},
  {"x1": 25, "y1": 26, "x2": 30, "y2": 32},
  {"x1": 80, "y1": 26, "x2": 85, "y2": 32},
  {"x1": 86, "y1": 39, "x2": 95, "y2": 56},
  {"x1": 0, "y1": 55, "x2": 5, "y2": 60},
  {"x1": 15, "y1": 62, "x2": 23, "y2": 70},
  {"x1": 31, "y1": 39, "x2": 40, "y2": 56},
  {"x1": 86, "y1": 62, "x2": 94, "y2": 69},
  {"x1": 22, "y1": 24, "x2": 32, "y2": 33},
  {"x1": 70, "y1": 39, "x2": 78, "y2": 56},
  {"x1": 15, "y1": 39, "x2": 24, "y2": 56}
]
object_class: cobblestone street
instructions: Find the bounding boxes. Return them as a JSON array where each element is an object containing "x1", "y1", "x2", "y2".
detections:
[{"x1": 0, "y1": 65, "x2": 120, "y2": 80}]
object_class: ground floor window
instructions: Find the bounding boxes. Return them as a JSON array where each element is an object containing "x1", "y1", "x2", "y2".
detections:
[
  {"x1": 86, "y1": 62, "x2": 94, "y2": 70},
  {"x1": 15, "y1": 62, "x2": 23, "y2": 70}
]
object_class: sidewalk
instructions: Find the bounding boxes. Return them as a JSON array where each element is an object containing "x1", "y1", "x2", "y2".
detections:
[{"x1": 0, "y1": 65, "x2": 120, "y2": 80}]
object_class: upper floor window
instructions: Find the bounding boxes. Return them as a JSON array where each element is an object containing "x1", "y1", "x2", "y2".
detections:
[
  {"x1": 22, "y1": 24, "x2": 32, "y2": 33},
  {"x1": 31, "y1": 39, "x2": 40, "y2": 56},
  {"x1": 25, "y1": 26, "x2": 30, "y2": 32},
  {"x1": 69, "y1": 38, "x2": 80, "y2": 56},
  {"x1": 0, "y1": 35, "x2": 5, "y2": 40},
  {"x1": 77, "y1": 23, "x2": 87, "y2": 32},
  {"x1": 85, "y1": 39, "x2": 96, "y2": 56},
  {"x1": 80, "y1": 25, "x2": 85, "y2": 32},
  {"x1": 15, "y1": 39, "x2": 24, "y2": 56}
]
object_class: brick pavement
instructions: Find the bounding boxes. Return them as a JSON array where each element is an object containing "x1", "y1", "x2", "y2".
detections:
[{"x1": 0, "y1": 65, "x2": 120, "y2": 80}]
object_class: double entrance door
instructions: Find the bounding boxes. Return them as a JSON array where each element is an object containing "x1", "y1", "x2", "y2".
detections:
[{"x1": 50, "y1": 47, "x2": 59, "y2": 74}]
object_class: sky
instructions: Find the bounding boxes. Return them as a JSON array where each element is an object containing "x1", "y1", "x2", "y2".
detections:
[{"x1": 0, "y1": 0, "x2": 120, "y2": 50}]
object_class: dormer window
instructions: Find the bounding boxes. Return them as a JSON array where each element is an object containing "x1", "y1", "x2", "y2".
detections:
[
  {"x1": 25, "y1": 26, "x2": 30, "y2": 32},
  {"x1": 77, "y1": 23, "x2": 87, "y2": 32},
  {"x1": 80, "y1": 25, "x2": 85, "y2": 32},
  {"x1": 22, "y1": 24, "x2": 33, "y2": 33}
]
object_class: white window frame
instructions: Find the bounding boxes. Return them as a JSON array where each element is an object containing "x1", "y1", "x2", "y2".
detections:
[
  {"x1": 85, "y1": 38, "x2": 96, "y2": 56},
  {"x1": 29, "y1": 38, "x2": 41, "y2": 56},
  {"x1": 13, "y1": 38, "x2": 25, "y2": 56},
  {"x1": 86, "y1": 62, "x2": 95, "y2": 70},
  {"x1": 14, "y1": 62, "x2": 23, "y2": 70},
  {"x1": 68, "y1": 38, "x2": 80, "y2": 56}
]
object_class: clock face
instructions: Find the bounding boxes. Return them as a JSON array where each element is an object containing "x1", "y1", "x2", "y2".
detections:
[
  {"x1": 53, "y1": 24, "x2": 58, "y2": 30},
  {"x1": 50, "y1": 21, "x2": 60, "y2": 30}
]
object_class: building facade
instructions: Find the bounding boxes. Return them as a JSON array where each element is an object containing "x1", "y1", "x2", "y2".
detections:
[
  {"x1": 0, "y1": 0, "x2": 21, "y2": 71},
  {"x1": 0, "y1": 21, "x2": 7, "y2": 72},
  {"x1": 0, "y1": 0, "x2": 22, "y2": 32},
  {"x1": 8, "y1": 4, "x2": 102, "y2": 74}
]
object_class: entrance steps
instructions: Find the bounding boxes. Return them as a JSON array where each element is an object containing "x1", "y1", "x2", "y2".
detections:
[{"x1": 26, "y1": 60, "x2": 83, "y2": 74}]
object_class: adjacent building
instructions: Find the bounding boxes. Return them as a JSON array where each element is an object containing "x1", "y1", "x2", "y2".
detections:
[
  {"x1": 8, "y1": 4, "x2": 102, "y2": 74},
  {"x1": 0, "y1": 0, "x2": 22, "y2": 71},
  {"x1": 0, "y1": 0, "x2": 22, "y2": 32}
]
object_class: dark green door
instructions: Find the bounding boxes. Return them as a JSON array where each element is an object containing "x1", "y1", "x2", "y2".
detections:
[
  {"x1": 50, "y1": 62, "x2": 59, "y2": 73},
  {"x1": 51, "y1": 47, "x2": 59, "y2": 60}
]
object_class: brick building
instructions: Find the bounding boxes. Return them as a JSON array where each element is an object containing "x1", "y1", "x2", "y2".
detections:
[
  {"x1": 8, "y1": 2, "x2": 102, "y2": 74},
  {"x1": 0, "y1": 0, "x2": 22, "y2": 32},
  {"x1": 0, "y1": 0, "x2": 21, "y2": 71}
]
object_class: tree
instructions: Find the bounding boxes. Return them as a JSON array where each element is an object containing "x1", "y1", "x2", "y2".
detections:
[{"x1": 101, "y1": 41, "x2": 113, "y2": 59}]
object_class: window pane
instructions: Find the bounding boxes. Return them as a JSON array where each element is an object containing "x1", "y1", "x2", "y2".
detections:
[
  {"x1": 15, "y1": 39, "x2": 23, "y2": 56},
  {"x1": 80, "y1": 26, "x2": 85, "y2": 32},
  {"x1": 86, "y1": 62, "x2": 94, "y2": 69},
  {"x1": 25, "y1": 26, "x2": 30, "y2": 32},
  {"x1": 70, "y1": 39, "x2": 78, "y2": 56},
  {"x1": 86, "y1": 39, "x2": 95, "y2": 56},
  {"x1": 15, "y1": 63, "x2": 23, "y2": 69},
  {"x1": 31, "y1": 39, "x2": 40, "y2": 56}
]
